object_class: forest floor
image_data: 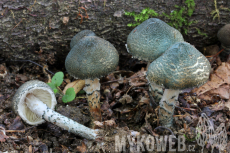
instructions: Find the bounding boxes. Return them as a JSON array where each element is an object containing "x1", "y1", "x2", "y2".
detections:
[{"x1": 0, "y1": 45, "x2": 230, "y2": 153}]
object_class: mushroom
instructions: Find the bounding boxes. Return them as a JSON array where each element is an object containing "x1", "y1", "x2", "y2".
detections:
[
  {"x1": 126, "y1": 18, "x2": 184, "y2": 104},
  {"x1": 12, "y1": 80, "x2": 100, "y2": 140},
  {"x1": 217, "y1": 24, "x2": 230, "y2": 60},
  {"x1": 70, "y1": 30, "x2": 96, "y2": 49},
  {"x1": 147, "y1": 42, "x2": 211, "y2": 127},
  {"x1": 65, "y1": 36, "x2": 119, "y2": 122}
]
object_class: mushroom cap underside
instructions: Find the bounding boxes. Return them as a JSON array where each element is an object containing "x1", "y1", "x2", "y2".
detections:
[
  {"x1": 12, "y1": 80, "x2": 57, "y2": 125},
  {"x1": 217, "y1": 24, "x2": 230, "y2": 49},
  {"x1": 65, "y1": 36, "x2": 119, "y2": 79},
  {"x1": 127, "y1": 18, "x2": 184, "y2": 61},
  {"x1": 147, "y1": 42, "x2": 211, "y2": 90},
  {"x1": 70, "y1": 30, "x2": 96, "y2": 49}
]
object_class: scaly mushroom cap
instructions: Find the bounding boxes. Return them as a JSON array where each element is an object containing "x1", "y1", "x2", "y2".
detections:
[
  {"x1": 147, "y1": 42, "x2": 211, "y2": 90},
  {"x1": 65, "y1": 36, "x2": 119, "y2": 79},
  {"x1": 127, "y1": 18, "x2": 184, "y2": 61},
  {"x1": 217, "y1": 24, "x2": 230, "y2": 50},
  {"x1": 70, "y1": 30, "x2": 96, "y2": 49},
  {"x1": 12, "y1": 80, "x2": 57, "y2": 125}
]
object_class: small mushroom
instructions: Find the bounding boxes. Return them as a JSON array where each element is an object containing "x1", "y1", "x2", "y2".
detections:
[
  {"x1": 217, "y1": 24, "x2": 230, "y2": 60},
  {"x1": 70, "y1": 30, "x2": 96, "y2": 49},
  {"x1": 126, "y1": 18, "x2": 184, "y2": 104},
  {"x1": 12, "y1": 80, "x2": 100, "y2": 140},
  {"x1": 65, "y1": 36, "x2": 119, "y2": 122},
  {"x1": 147, "y1": 42, "x2": 211, "y2": 127}
]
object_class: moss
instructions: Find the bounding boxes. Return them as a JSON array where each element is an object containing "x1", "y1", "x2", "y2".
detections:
[{"x1": 125, "y1": 0, "x2": 207, "y2": 36}]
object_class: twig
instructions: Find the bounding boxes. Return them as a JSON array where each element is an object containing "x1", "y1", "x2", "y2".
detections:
[
  {"x1": 126, "y1": 85, "x2": 133, "y2": 94},
  {"x1": 154, "y1": 126, "x2": 177, "y2": 140},
  {"x1": 42, "y1": 64, "x2": 51, "y2": 82},
  {"x1": 11, "y1": 18, "x2": 26, "y2": 31},
  {"x1": 76, "y1": 7, "x2": 89, "y2": 24},
  {"x1": 5, "y1": 130, "x2": 25, "y2": 133},
  {"x1": 206, "y1": 48, "x2": 224, "y2": 58},
  {"x1": 175, "y1": 106, "x2": 190, "y2": 114}
]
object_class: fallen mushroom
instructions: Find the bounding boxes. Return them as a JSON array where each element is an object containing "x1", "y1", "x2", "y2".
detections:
[
  {"x1": 70, "y1": 30, "x2": 96, "y2": 49},
  {"x1": 126, "y1": 18, "x2": 184, "y2": 104},
  {"x1": 65, "y1": 36, "x2": 119, "y2": 122},
  {"x1": 217, "y1": 24, "x2": 230, "y2": 60},
  {"x1": 12, "y1": 80, "x2": 100, "y2": 140},
  {"x1": 147, "y1": 42, "x2": 211, "y2": 127}
]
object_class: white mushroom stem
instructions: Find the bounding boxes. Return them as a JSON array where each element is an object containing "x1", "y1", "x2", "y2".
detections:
[
  {"x1": 83, "y1": 78, "x2": 102, "y2": 122},
  {"x1": 158, "y1": 89, "x2": 180, "y2": 127},
  {"x1": 25, "y1": 94, "x2": 100, "y2": 140}
]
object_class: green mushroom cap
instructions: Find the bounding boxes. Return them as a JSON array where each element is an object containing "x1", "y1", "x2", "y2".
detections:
[
  {"x1": 147, "y1": 42, "x2": 211, "y2": 90},
  {"x1": 217, "y1": 24, "x2": 230, "y2": 50},
  {"x1": 127, "y1": 18, "x2": 184, "y2": 61},
  {"x1": 70, "y1": 30, "x2": 96, "y2": 49},
  {"x1": 65, "y1": 36, "x2": 119, "y2": 79}
]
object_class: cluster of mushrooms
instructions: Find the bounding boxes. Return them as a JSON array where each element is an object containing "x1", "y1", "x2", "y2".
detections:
[{"x1": 13, "y1": 18, "x2": 225, "y2": 141}]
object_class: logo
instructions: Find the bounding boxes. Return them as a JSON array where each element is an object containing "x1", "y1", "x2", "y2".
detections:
[
  {"x1": 195, "y1": 113, "x2": 227, "y2": 153},
  {"x1": 115, "y1": 113, "x2": 227, "y2": 152}
]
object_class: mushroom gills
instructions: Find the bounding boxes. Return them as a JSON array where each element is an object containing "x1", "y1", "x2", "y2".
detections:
[
  {"x1": 25, "y1": 94, "x2": 99, "y2": 140},
  {"x1": 22, "y1": 89, "x2": 53, "y2": 123}
]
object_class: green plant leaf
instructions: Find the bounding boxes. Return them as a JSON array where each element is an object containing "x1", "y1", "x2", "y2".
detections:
[
  {"x1": 141, "y1": 8, "x2": 148, "y2": 14},
  {"x1": 62, "y1": 87, "x2": 76, "y2": 103},
  {"x1": 187, "y1": 9, "x2": 194, "y2": 17},
  {"x1": 51, "y1": 72, "x2": 64, "y2": 87},
  {"x1": 127, "y1": 23, "x2": 133, "y2": 27},
  {"x1": 47, "y1": 83, "x2": 58, "y2": 94},
  {"x1": 78, "y1": 90, "x2": 86, "y2": 94},
  {"x1": 174, "y1": 5, "x2": 180, "y2": 8},
  {"x1": 148, "y1": 9, "x2": 158, "y2": 16},
  {"x1": 184, "y1": 28, "x2": 188, "y2": 35}
]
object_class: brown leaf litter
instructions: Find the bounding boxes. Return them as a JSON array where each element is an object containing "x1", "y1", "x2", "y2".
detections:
[{"x1": 192, "y1": 62, "x2": 230, "y2": 110}]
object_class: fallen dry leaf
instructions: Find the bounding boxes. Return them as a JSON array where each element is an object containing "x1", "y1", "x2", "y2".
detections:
[
  {"x1": 63, "y1": 79, "x2": 85, "y2": 94},
  {"x1": 193, "y1": 62, "x2": 230, "y2": 101},
  {"x1": 210, "y1": 102, "x2": 225, "y2": 111},
  {"x1": 139, "y1": 96, "x2": 150, "y2": 105},
  {"x1": 113, "y1": 108, "x2": 132, "y2": 114},
  {"x1": 8, "y1": 116, "x2": 25, "y2": 130},
  {"x1": 104, "y1": 119, "x2": 116, "y2": 127},
  {"x1": 110, "y1": 82, "x2": 119, "y2": 91},
  {"x1": 225, "y1": 100, "x2": 230, "y2": 110},
  {"x1": 94, "y1": 119, "x2": 116, "y2": 128},
  {"x1": 61, "y1": 145, "x2": 70, "y2": 153},
  {"x1": 0, "y1": 126, "x2": 8, "y2": 142},
  {"x1": 28, "y1": 145, "x2": 32, "y2": 153},
  {"x1": 129, "y1": 67, "x2": 147, "y2": 87},
  {"x1": 76, "y1": 142, "x2": 87, "y2": 153},
  {"x1": 119, "y1": 94, "x2": 133, "y2": 104},
  {"x1": 0, "y1": 64, "x2": 7, "y2": 78},
  {"x1": 16, "y1": 74, "x2": 28, "y2": 82},
  {"x1": 94, "y1": 121, "x2": 104, "y2": 128}
]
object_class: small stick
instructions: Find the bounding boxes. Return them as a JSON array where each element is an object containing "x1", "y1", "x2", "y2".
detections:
[
  {"x1": 5, "y1": 130, "x2": 25, "y2": 133},
  {"x1": 154, "y1": 126, "x2": 177, "y2": 140},
  {"x1": 206, "y1": 48, "x2": 224, "y2": 58}
]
